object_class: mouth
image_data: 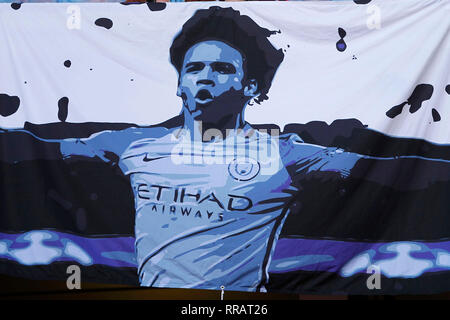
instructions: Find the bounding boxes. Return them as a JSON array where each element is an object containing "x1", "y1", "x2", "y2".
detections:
[{"x1": 195, "y1": 89, "x2": 214, "y2": 104}]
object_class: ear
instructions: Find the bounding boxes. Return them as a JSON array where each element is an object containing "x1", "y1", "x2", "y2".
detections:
[{"x1": 243, "y1": 79, "x2": 258, "y2": 97}]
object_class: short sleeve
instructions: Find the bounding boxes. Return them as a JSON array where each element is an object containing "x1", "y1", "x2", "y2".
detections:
[
  {"x1": 60, "y1": 127, "x2": 160, "y2": 164},
  {"x1": 279, "y1": 133, "x2": 361, "y2": 179}
]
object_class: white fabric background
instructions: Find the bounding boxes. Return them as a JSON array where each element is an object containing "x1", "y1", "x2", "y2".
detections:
[{"x1": 0, "y1": 0, "x2": 449, "y2": 143}]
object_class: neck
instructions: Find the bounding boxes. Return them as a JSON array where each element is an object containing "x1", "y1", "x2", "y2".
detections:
[{"x1": 181, "y1": 110, "x2": 247, "y2": 142}]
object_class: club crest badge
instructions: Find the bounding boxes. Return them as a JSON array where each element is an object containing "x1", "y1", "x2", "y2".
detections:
[{"x1": 228, "y1": 157, "x2": 260, "y2": 181}]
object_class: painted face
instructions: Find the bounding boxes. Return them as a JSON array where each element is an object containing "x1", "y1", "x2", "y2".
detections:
[{"x1": 178, "y1": 40, "x2": 251, "y2": 122}]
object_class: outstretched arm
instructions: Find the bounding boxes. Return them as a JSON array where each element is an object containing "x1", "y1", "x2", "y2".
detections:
[
  {"x1": 349, "y1": 154, "x2": 450, "y2": 191},
  {"x1": 0, "y1": 127, "x2": 143, "y2": 165},
  {"x1": 281, "y1": 133, "x2": 450, "y2": 191},
  {"x1": 0, "y1": 128, "x2": 64, "y2": 163}
]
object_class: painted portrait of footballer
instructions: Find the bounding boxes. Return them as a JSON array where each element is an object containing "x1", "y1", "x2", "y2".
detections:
[{"x1": 1, "y1": 2, "x2": 449, "y2": 294}]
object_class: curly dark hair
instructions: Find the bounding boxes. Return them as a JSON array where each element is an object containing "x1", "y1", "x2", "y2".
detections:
[{"x1": 170, "y1": 6, "x2": 284, "y2": 104}]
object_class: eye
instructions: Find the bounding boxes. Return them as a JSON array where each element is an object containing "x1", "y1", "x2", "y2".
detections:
[
  {"x1": 184, "y1": 62, "x2": 204, "y2": 73},
  {"x1": 212, "y1": 62, "x2": 236, "y2": 74}
]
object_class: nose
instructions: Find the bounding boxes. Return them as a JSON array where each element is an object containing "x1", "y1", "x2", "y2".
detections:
[{"x1": 196, "y1": 66, "x2": 215, "y2": 87}]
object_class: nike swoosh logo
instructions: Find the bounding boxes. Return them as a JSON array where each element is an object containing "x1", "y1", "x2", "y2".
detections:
[{"x1": 143, "y1": 154, "x2": 165, "y2": 162}]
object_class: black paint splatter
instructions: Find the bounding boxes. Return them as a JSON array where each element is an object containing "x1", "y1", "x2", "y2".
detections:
[
  {"x1": 408, "y1": 84, "x2": 433, "y2": 113},
  {"x1": 386, "y1": 84, "x2": 434, "y2": 119},
  {"x1": 432, "y1": 108, "x2": 441, "y2": 122},
  {"x1": 446, "y1": 85, "x2": 450, "y2": 95},
  {"x1": 147, "y1": 2, "x2": 166, "y2": 11},
  {"x1": 64, "y1": 60, "x2": 71, "y2": 68},
  {"x1": 95, "y1": 18, "x2": 113, "y2": 30},
  {"x1": 58, "y1": 97, "x2": 69, "y2": 122},
  {"x1": 0, "y1": 93, "x2": 20, "y2": 117},
  {"x1": 336, "y1": 28, "x2": 347, "y2": 52},
  {"x1": 352, "y1": 55, "x2": 357, "y2": 60},
  {"x1": 120, "y1": 1, "x2": 141, "y2": 5},
  {"x1": 386, "y1": 102, "x2": 407, "y2": 119},
  {"x1": 353, "y1": 0, "x2": 372, "y2": 4},
  {"x1": 11, "y1": 3, "x2": 22, "y2": 10}
]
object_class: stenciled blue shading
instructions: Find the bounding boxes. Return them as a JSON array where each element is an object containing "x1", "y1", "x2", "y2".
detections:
[
  {"x1": 101, "y1": 251, "x2": 137, "y2": 265},
  {"x1": 270, "y1": 254, "x2": 334, "y2": 273},
  {"x1": 8, "y1": 231, "x2": 62, "y2": 265},
  {"x1": 436, "y1": 251, "x2": 450, "y2": 268},
  {"x1": 0, "y1": 231, "x2": 136, "y2": 267},
  {"x1": 3, "y1": 124, "x2": 450, "y2": 290},
  {"x1": 271, "y1": 238, "x2": 450, "y2": 277},
  {"x1": 61, "y1": 238, "x2": 93, "y2": 265},
  {"x1": 339, "y1": 250, "x2": 377, "y2": 277},
  {"x1": 0, "y1": 240, "x2": 12, "y2": 255},
  {"x1": 1, "y1": 6, "x2": 449, "y2": 292},
  {"x1": 59, "y1": 127, "x2": 171, "y2": 163},
  {"x1": 2, "y1": 230, "x2": 450, "y2": 279},
  {"x1": 374, "y1": 242, "x2": 434, "y2": 278}
]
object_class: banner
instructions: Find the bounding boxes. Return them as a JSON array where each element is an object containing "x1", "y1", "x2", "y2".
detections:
[{"x1": 0, "y1": 0, "x2": 449, "y2": 295}]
